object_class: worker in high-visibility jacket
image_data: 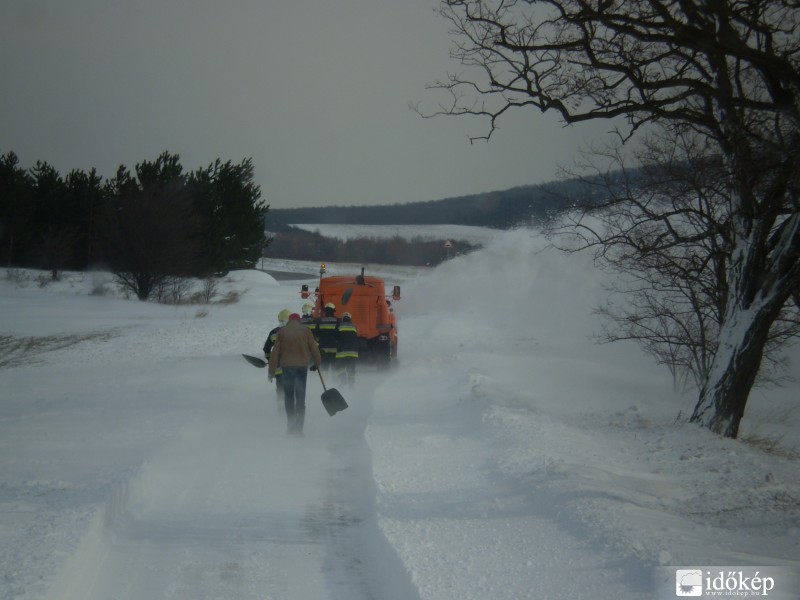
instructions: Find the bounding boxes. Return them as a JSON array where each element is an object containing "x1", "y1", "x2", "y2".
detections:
[
  {"x1": 316, "y1": 302, "x2": 339, "y2": 373},
  {"x1": 335, "y1": 312, "x2": 359, "y2": 387}
]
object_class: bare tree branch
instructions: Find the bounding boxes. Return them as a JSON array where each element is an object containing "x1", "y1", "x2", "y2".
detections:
[{"x1": 423, "y1": 0, "x2": 800, "y2": 438}]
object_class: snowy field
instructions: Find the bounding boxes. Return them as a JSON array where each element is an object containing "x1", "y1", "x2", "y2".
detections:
[{"x1": 1, "y1": 227, "x2": 799, "y2": 599}]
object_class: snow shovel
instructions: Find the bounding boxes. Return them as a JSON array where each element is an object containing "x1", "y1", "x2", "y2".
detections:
[
  {"x1": 241, "y1": 354, "x2": 267, "y2": 368},
  {"x1": 316, "y1": 368, "x2": 348, "y2": 416}
]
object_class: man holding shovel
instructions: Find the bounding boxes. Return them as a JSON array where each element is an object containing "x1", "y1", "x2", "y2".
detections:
[{"x1": 268, "y1": 313, "x2": 321, "y2": 436}]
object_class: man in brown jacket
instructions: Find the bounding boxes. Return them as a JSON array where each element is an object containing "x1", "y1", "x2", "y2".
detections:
[{"x1": 268, "y1": 313, "x2": 322, "y2": 435}]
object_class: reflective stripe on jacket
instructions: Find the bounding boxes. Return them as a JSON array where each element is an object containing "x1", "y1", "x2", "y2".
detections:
[
  {"x1": 317, "y1": 315, "x2": 339, "y2": 353},
  {"x1": 335, "y1": 320, "x2": 359, "y2": 359},
  {"x1": 300, "y1": 316, "x2": 318, "y2": 341}
]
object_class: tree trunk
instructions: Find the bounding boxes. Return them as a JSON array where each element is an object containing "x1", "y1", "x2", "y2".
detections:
[
  {"x1": 690, "y1": 210, "x2": 792, "y2": 438},
  {"x1": 690, "y1": 300, "x2": 782, "y2": 437}
]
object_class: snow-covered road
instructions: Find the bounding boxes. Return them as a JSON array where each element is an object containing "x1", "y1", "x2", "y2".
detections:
[
  {"x1": 46, "y1": 361, "x2": 416, "y2": 600},
  {"x1": 40, "y1": 355, "x2": 645, "y2": 600}
]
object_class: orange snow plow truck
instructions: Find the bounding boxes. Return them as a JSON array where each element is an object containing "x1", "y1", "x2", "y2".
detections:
[{"x1": 301, "y1": 265, "x2": 400, "y2": 367}]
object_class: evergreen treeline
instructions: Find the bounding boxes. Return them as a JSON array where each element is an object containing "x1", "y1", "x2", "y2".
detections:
[
  {"x1": 267, "y1": 227, "x2": 478, "y2": 267},
  {"x1": 0, "y1": 150, "x2": 268, "y2": 299}
]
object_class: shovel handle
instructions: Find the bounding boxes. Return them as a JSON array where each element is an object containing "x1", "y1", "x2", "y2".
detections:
[{"x1": 316, "y1": 367, "x2": 327, "y2": 391}]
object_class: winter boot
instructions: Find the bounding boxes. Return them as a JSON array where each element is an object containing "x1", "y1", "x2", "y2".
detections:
[{"x1": 294, "y1": 412, "x2": 305, "y2": 436}]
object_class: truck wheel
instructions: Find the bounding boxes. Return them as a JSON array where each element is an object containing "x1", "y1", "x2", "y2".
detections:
[{"x1": 376, "y1": 341, "x2": 391, "y2": 371}]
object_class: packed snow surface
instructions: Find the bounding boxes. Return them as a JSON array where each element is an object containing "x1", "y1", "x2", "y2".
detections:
[{"x1": 1, "y1": 227, "x2": 798, "y2": 600}]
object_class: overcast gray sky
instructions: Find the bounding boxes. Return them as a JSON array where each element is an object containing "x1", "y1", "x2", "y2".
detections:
[{"x1": 2, "y1": 0, "x2": 613, "y2": 209}]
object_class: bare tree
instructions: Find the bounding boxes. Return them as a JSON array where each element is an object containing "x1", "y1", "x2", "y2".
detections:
[
  {"x1": 558, "y1": 127, "x2": 799, "y2": 394},
  {"x1": 422, "y1": 0, "x2": 800, "y2": 438}
]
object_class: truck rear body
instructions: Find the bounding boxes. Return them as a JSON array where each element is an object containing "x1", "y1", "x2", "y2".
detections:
[{"x1": 301, "y1": 267, "x2": 399, "y2": 366}]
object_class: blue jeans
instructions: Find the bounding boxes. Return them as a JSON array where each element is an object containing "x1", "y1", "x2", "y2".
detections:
[{"x1": 281, "y1": 366, "x2": 308, "y2": 420}]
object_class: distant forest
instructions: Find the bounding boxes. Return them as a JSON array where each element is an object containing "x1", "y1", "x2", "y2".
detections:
[
  {"x1": 267, "y1": 227, "x2": 480, "y2": 267},
  {"x1": 261, "y1": 178, "x2": 610, "y2": 265},
  {"x1": 262, "y1": 178, "x2": 611, "y2": 265},
  {"x1": 264, "y1": 179, "x2": 605, "y2": 232}
]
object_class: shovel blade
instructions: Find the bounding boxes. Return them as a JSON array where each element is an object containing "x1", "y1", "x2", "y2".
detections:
[
  {"x1": 241, "y1": 354, "x2": 267, "y2": 368},
  {"x1": 321, "y1": 387, "x2": 348, "y2": 416}
]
